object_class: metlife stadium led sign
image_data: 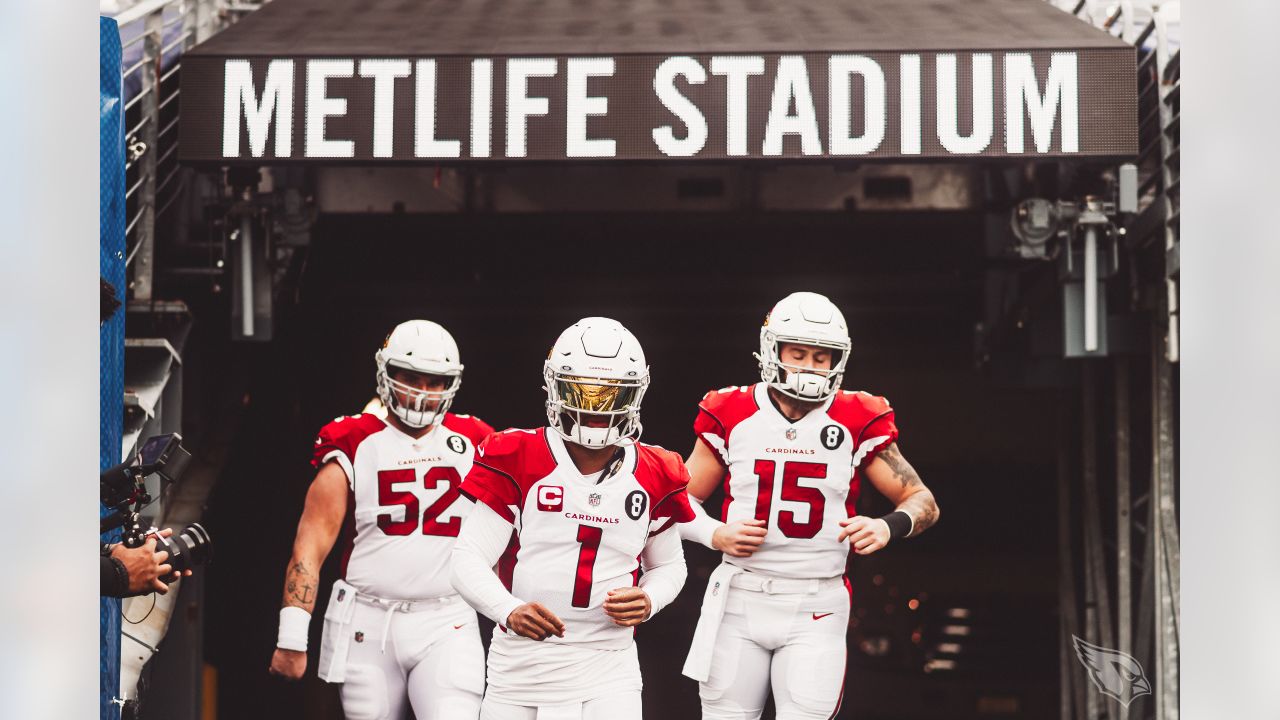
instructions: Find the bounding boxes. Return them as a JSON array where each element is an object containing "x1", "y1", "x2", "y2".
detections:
[{"x1": 179, "y1": 0, "x2": 1138, "y2": 164}]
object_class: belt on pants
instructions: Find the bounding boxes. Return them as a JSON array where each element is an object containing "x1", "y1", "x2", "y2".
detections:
[
  {"x1": 728, "y1": 570, "x2": 843, "y2": 595},
  {"x1": 351, "y1": 590, "x2": 460, "y2": 653}
]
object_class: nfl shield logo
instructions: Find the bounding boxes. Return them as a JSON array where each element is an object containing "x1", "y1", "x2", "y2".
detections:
[
  {"x1": 786, "y1": 428, "x2": 797, "y2": 441},
  {"x1": 354, "y1": 631, "x2": 364, "y2": 643},
  {"x1": 588, "y1": 493, "x2": 602, "y2": 507}
]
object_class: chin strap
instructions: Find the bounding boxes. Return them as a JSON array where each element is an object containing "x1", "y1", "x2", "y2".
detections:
[{"x1": 614, "y1": 418, "x2": 642, "y2": 447}]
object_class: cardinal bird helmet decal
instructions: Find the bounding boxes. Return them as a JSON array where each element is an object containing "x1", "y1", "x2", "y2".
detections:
[{"x1": 1072, "y1": 635, "x2": 1152, "y2": 707}]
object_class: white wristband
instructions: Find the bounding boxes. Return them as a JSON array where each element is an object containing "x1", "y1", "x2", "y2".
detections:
[{"x1": 277, "y1": 606, "x2": 311, "y2": 652}]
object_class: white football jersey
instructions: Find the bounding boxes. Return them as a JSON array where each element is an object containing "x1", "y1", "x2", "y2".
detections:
[
  {"x1": 460, "y1": 427, "x2": 694, "y2": 650},
  {"x1": 312, "y1": 412, "x2": 493, "y2": 600},
  {"x1": 694, "y1": 383, "x2": 898, "y2": 579}
]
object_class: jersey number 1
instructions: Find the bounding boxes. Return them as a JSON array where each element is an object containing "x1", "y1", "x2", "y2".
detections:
[
  {"x1": 752, "y1": 460, "x2": 827, "y2": 538},
  {"x1": 376, "y1": 467, "x2": 463, "y2": 537},
  {"x1": 572, "y1": 524, "x2": 603, "y2": 608}
]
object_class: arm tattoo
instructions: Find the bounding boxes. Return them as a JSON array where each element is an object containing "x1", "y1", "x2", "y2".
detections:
[
  {"x1": 284, "y1": 560, "x2": 318, "y2": 609},
  {"x1": 879, "y1": 444, "x2": 922, "y2": 489},
  {"x1": 879, "y1": 443, "x2": 939, "y2": 536},
  {"x1": 897, "y1": 490, "x2": 939, "y2": 537}
]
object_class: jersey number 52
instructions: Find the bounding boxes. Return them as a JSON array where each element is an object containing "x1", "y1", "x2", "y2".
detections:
[{"x1": 375, "y1": 467, "x2": 463, "y2": 537}]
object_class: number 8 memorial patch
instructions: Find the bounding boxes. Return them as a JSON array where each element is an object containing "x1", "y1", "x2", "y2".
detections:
[
  {"x1": 820, "y1": 425, "x2": 845, "y2": 450},
  {"x1": 625, "y1": 490, "x2": 647, "y2": 520}
]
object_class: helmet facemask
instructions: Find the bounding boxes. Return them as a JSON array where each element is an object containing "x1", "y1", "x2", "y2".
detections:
[
  {"x1": 755, "y1": 333, "x2": 849, "y2": 402},
  {"x1": 544, "y1": 369, "x2": 648, "y2": 448},
  {"x1": 376, "y1": 364, "x2": 461, "y2": 429}
]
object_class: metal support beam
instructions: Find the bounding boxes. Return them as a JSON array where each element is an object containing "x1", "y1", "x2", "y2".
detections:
[
  {"x1": 1131, "y1": 499, "x2": 1155, "y2": 720},
  {"x1": 1081, "y1": 361, "x2": 1116, "y2": 718},
  {"x1": 1154, "y1": 1, "x2": 1181, "y2": 362},
  {"x1": 238, "y1": 212, "x2": 255, "y2": 338},
  {"x1": 1083, "y1": 228, "x2": 1099, "y2": 352},
  {"x1": 132, "y1": 10, "x2": 163, "y2": 301},
  {"x1": 1152, "y1": 328, "x2": 1179, "y2": 719},
  {"x1": 1115, "y1": 357, "x2": 1132, "y2": 720},
  {"x1": 190, "y1": 0, "x2": 215, "y2": 45},
  {"x1": 1058, "y1": 397, "x2": 1086, "y2": 720}
]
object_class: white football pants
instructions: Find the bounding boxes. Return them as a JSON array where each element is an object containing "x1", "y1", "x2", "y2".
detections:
[
  {"x1": 338, "y1": 595, "x2": 484, "y2": 720},
  {"x1": 698, "y1": 575, "x2": 851, "y2": 720},
  {"x1": 480, "y1": 690, "x2": 643, "y2": 720}
]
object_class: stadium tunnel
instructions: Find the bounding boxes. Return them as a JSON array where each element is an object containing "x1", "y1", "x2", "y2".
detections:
[{"x1": 105, "y1": 0, "x2": 1180, "y2": 718}]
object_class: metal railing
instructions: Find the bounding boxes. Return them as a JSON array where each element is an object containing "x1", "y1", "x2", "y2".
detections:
[{"x1": 112, "y1": 0, "x2": 268, "y2": 301}]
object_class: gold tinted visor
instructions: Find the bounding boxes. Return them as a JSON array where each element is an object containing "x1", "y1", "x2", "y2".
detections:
[{"x1": 553, "y1": 376, "x2": 641, "y2": 413}]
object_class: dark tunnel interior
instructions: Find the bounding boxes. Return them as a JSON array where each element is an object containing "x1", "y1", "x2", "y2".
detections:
[{"x1": 200, "y1": 210, "x2": 1064, "y2": 719}]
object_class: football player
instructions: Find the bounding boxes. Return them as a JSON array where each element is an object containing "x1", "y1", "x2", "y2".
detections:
[
  {"x1": 450, "y1": 317, "x2": 694, "y2": 720},
  {"x1": 268, "y1": 320, "x2": 493, "y2": 720},
  {"x1": 679, "y1": 292, "x2": 940, "y2": 720}
]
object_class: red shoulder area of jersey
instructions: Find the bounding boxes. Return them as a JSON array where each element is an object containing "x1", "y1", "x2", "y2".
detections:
[
  {"x1": 634, "y1": 443, "x2": 696, "y2": 524},
  {"x1": 830, "y1": 390, "x2": 899, "y2": 469},
  {"x1": 311, "y1": 413, "x2": 387, "y2": 468},
  {"x1": 441, "y1": 412, "x2": 495, "y2": 447},
  {"x1": 694, "y1": 384, "x2": 762, "y2": 439},
  {"x1": 460, "y1": 428, "x2": 556, "y2": 523},
  {"x1": 827, "y1": 390, "x2": 893, "y2": 438}
]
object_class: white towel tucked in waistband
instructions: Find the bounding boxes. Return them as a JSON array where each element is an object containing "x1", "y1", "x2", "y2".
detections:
[{"x1": 681, "y1": 562, "x2": 745, "y2": 682}]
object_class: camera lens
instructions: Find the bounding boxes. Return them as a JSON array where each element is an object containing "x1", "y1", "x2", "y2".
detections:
[{"x1": 156, "y1": 523, "x2": 212, "y2": 573}]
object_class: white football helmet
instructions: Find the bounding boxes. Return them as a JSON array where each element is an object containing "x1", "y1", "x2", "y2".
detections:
[
  {"x1": 375, "y1": 320, "x2": 463, "y2": 428},
  {"x1": 755, "y1": 292, "x2": 851, "y2": 401},
  {"x1": 543, "y1": 317, "x2": 649, "y2": 448}
]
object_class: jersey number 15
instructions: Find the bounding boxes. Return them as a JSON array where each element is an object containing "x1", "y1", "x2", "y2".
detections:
[{"x1": 753, "y1": 460, "x2": 827, "y2": 539}]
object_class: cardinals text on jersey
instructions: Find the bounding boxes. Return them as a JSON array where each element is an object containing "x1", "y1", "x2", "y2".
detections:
[
  {"x1": 694, "y1": 383, "x2": 898, "y2": 579},
  {"x1": 460, "y1": 427, "x2": 695, "y2": 649},
  {"x1": 312, "y1": 412, "x2": 493, "y2": 600}
]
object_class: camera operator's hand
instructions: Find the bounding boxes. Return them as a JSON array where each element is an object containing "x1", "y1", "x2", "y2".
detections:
[
  {"x1": 268, "y1": 648, "x2": 307, "y2": 680},
  {"x1": 149, "y1": 528, "x2": 194, "y2": 583},
  {"x1": 111, "y1": 531, "x2": 176, "y2": 595}
]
